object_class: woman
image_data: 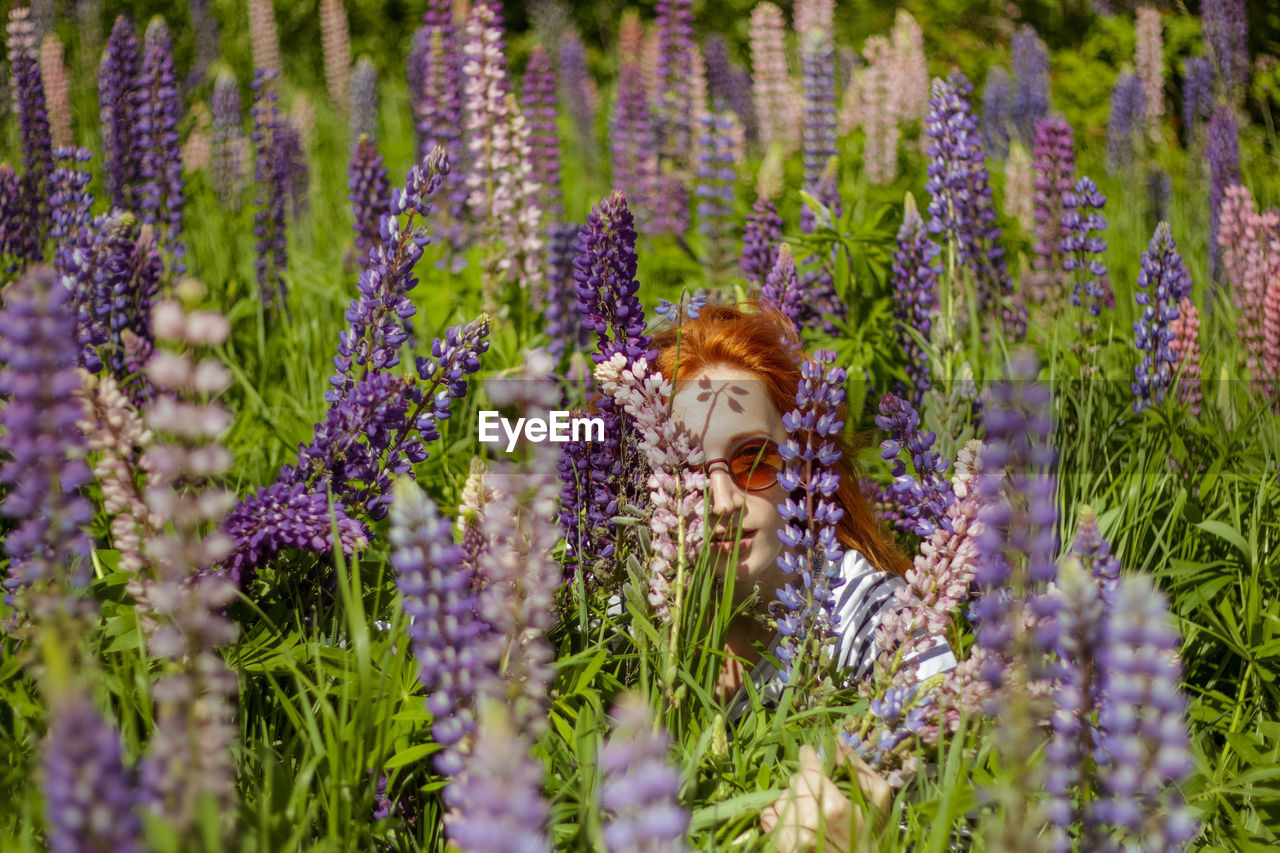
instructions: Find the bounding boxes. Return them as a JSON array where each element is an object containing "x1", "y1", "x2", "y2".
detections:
[{"x1": 650, "y1": 303, "x2": 957, "y2": 710}]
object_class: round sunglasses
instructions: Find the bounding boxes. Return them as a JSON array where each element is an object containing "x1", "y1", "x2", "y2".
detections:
[{"x1": 700, "y1": 437, "x2": 785, "y2": 492}]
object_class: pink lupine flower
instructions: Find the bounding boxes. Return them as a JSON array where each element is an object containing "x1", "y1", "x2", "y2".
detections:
[
  {"x1": 595, "y1": 353, "x2": 707, "y2": 620},
  {"x1": 860, "y1": 35, "x2": 899, "y2": 185},
  {"x1": 248, "y1": 0, "x2": 281, "y2": 77},
  {"x1": 1217, "y1": 183, "x2": 1279, "y2": 372},
  {"x1": 749, "y1": 2, "x2": 798, "y2": 151},
  {"x1": 320, "y1": 0, "x2": 351, "y2": 115},
  {"x1": 39, "y1": 32, "x2": 71, "y2": 149},
  {"x1": 1170, "y1": 296, "x2": 1203, "y2": 415},
  {"x1": 1263, "y1": 280, "x2": 1280, "y2": 399},
  {"x1": 889, "y1": 9, "x2": 929, "y2": 124},
  {"x1": 1135, "y1": 7, "x2": 1164, "y2": 142},
  {"x1": 1004, "y1": 142, "x2": 1035, "y2": 233}
]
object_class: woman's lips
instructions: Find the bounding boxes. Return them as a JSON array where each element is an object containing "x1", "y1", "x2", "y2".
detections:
[{"x1": 710, "y1": 531, "x2": 755, "y2": 554}]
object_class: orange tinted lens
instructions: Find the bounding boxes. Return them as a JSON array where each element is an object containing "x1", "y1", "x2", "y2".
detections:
[{"x1": 729, "y1": 441, "x2": 781, "y2": 490}]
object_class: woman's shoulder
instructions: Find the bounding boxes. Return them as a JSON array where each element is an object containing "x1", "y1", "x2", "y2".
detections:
[{"x1": 829, "y1": 548, "x2": 909, "y2": 677}]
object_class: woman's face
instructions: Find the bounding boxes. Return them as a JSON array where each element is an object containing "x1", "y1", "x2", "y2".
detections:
[{"x1": 670, "y1": 363, "x2": 790, "y2": 603}]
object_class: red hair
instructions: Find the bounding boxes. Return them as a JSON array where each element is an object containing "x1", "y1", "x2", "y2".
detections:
[{"x1": 651, "y1": 303, "x2": 910, "y2": 579}]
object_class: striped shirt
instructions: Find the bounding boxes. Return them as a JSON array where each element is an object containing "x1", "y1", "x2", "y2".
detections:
[{"x1": 726, "y1": 548, "x2": 957, "y2": 720}]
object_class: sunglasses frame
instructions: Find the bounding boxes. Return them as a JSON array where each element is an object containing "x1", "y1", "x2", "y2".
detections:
[{"x1": 701, "y1": 436, "x2": 785, "y2": 492}]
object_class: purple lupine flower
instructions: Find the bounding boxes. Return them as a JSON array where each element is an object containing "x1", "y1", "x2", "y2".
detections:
[
  {"x1": 1042, "y1": 556, "x2": 1107, "y2": 853},
  {"x1": 1106, "y1": 71, "x2": 1144, "y2": 175},
  {"x1": 558, "y1": 27, "x2": 597, "y2": 169},
  {"x1": 220, "y1": 480, "x2": 369, "y2": 587},
  {"x1": 6, "y1": 7, "x2": 52, "y2": 267},
  {"x1": 760, "y1": 243, "x2": 802, "y2": 332},
  {"x1": 43, "y1": 695, "x2": 143, "y2": 853},
  {"x1": 348, "y1": 134, "x2": 391, "y2": 266},
  {"x1": 704, "y1": 33, "x2": 734, "y2": 110},
  {"x1": 971, "y1": 350, "x2": 1058, "y2": 688},
  {"x1": 558, "y1": 190, "x2": 654, "y2": 581},
  {"x1": 408, "y1": 0, "x2": 466, "y2": 225},
  {"x1": 211, "y1": 69, "x2": 245, "y2": 207},
  {"x1": 349, "y1": 54, "x2": 377, "y2": 144},
  {"x1": 251, "y1": 68, "x2": 288, "y2": 311},
  {"x1": 1147, "y1": 167, "x2": 1172, "y2": 223},
  {"x1": 1071, "y1": 504, "x2": 1120, "y2": 598},
  {"x1": 925, "y1": 69, "x2": 1024, "y2": 339},
  {"x1": 599, "y1": 693, "x2": 690, "y2": 852},
  {"x1": 1011, "y1": 25, "x2": 1050, "y2": 146},
  {"x1": 610, "y1": 54, "x2": 657, "y2": 225},
  {"x1": 113, "y1": 224, "x2": 163, "y2": 400},
  {"x1": 843, "y1": 684, "x2": 930, "y2": 784},
  {"x1": 1062, "y1": 176, "x2": 1112, "y2": 330},
  {"x1": 1207, "y1": 104, "x2": 1239, "y2": 285},
  {"x1": 521, "y1": 44, "x2": 562, "y2": 218},
  {"x1": 1202, "y1": 0, "x2": 1247, "y2": 100},
  {"x1": 799, "y1": 14, "x2": 837, "y2": 232},
  {"x1": 278, "y1": 116, "x2": 308, "y2": 220},
  {"x1": 444, "y1": 699, "x2": 551, "y2": 853},
  {"x1": 135, "y1": 17, "x2": 186, "y2": 271},
  {"x1": 654, "y1": 0, "x2": 695, "y2": 164},
  {"x1": 875, "y1": 391, "x2": 955, "y2": 537},
  {"x1": 1029, "y1": 117, "x2": 1076, "y2": 310},
  {"x1": 1088, "y1": 575, "x2": 1199, "y2": 850},
  {"x1": 653, "y1": 290, "x2": 708, "y2": 322},
  {"x1": 391, "y1": 479, "x2": 491, "y2": 775},
  {"x1": 48, "y1": 147, "x2": 93, "y2": 246},
  {"x1": 694, "y1": 109, "x2": 739, "y2": 276},
  {"x1": 329, "y1": 145, "x2": 450, "y2": 400},
  {"x1": 740, "y1": 195, "x2": 782, "y2": 288},
  {"x1": 797, "y1": 164, "x2": 846, "y2": 336},
  {"x1": 982, "y1": 65, "x2": 1013, "y2": 158},
  {"x1": 0, "y1": 265, "x2": 94, "y2": 609},
  {"x1": 772, "y1": 349, "x2": 849, "y2": 689},
  {"x1": 185, "y1": 0, "x2": 219, "y2": 91},
  {"x1": 542, "y1": 221, "x2": 586, "y2": 359},
  {"x1": 294, "y1": 316, "x2": 489, "y2": 524},
  {"x1": 1181, "y1": 56, "x2": 1214, "y2": 142},
  {"x1": 891, "y1": 193, "x2": 939, "y2": 405},
  {"x1": 99, "y1": 15, "x2": 142, "y2": 211},
  {"x1": 1133, "y1": 222, "x2": 1192, "y2": 412},
  {"x1": 0, "y1": 166, "x2": 24, "y2": 262}
]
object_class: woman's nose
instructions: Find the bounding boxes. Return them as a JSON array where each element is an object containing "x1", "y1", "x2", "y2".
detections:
[{"x1": 707, "y1": 468, "x2": 745, "y2": 519}]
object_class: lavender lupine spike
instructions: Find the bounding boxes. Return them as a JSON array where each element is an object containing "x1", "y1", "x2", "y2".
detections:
[
  {"x1": 135, "y1": 17, "x2": 186, "y2": 271},
  {"x1": 0, "y1": 266, "x2": 94, "y2": 612},
  {"x1": 542, "y1": 222, "x2": 586, "y2": 359},
  {"x1": 611, "y1": 40, "x2": 657, "y2": 226},
  {"x1": 1106, "y1": 71, "x2": 1144, "y2": 177},
  {"x1": 1181, "y1": 56, "x2": 1214, "y2": 143},
  {"x1": 444, "y1": 699, "x2": 551, "y2": 853},
  {"x1": 799, "y1": 2, "x2": 837, "y2": 223},
  {"x1": 740, "y1": 195, "x2": 783, "y2": 289},
  {"x1": 185, "y1": 0, "x2": 220, "y2": 91},
  {"x1": 891, "y1": 193, "x2": 939, "y2": 405},
  {"x1": 137, "y1": 300, "x2": 239, "y2": 838},
  {"x1": 654, "y1": 0, "x2": 695, "y2": 165},
  {"x1": 7, "y1": 6, "x2": 54, "y2": 264},
  {"x1": 694, "y1": 109, "x2": 739, "y2": 276},
  {"x1": 1042, "y1": 556, "x2": 1107, "y2": 853},
  {"x1": 278, "y1": 117, "x2": 309, "y2": 221},
  {"x1": 981, "y1": 66, "x2": 1013, "y2": 158},
  {"x1": 772, "y1": 349, "x2": 849, "y2": 692},
  {"x1": 1088, "y1": 575, "x2": 1199, "y2": 850},
  {"x1": 409, "y1": 2, "x2": 465, "y2": 225},
  {"x1": 558, "y1": 27, "x2": 597, "y2": 169},
  {"x1": 348, "y1": 135, "x2": 390, "y2": 266},
  {"x1": 521, "y1": 44, "x2": 563, "y2": 218},
  {"x1": 1029, "y1": 117, "x2": 1076, "y2": 311},
  {"x1": 1133, "y1": 222, "x2": 1192, "y2": 412},
  {"x1": 211, "y1": 69, "x2": 245, "y2": 207},
  {"x1": 350, "y1": 54, "x2": 377, "y2": 144},
  {"x1": 1011, "y1": 26, "x2": 1050, "y2": 146},
  {"x1": 42, "y1": 694, "x2": 144, "y2": 853},
  {"x1": 251, "y1": 69, "x2": 288, "y2": 311},
  {"x1": 463, "y1": 1, "x2": 544, "y2": 301},
  {"x1": 876, "y1": 391, "x2": 955, "y2": 538},
  {"x1": 1061, "y1": 176, "x2": 1112, "y2": 335},
  {"x1": 391, "y1": 478, "x2": 491, "y2": 775},
  {"x1": 925, "y1": 69, "x2": 1024, "y2": 339},
  {"x1": 1071, "y1": 504, "x2": 1121, "y2": 597},
  {"x1": 971, "y1": 349, "x2": 1059, "y2": 688},
  {"x1": 599, "y1": 693, "x2": 691, "y2": 852},
  {"x1": 329, "y1": 146, "x2": 449, "y2": 400},
  {"x1": 1202, "y1": 0, "x2": 1248, "y2": 100},
  {"x1": 760, "y1": 243, "x2": 802, "y2": 333},
  {"x1": 1207, "y1": 105, "x2": 1239, "y2": 285}
]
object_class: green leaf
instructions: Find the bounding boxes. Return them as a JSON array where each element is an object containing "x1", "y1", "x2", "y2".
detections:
[
  {"x1": 382, "y1": 742, "x2": 441, "y2": 771},
  {"x1": 1195, "y1": 519, "x2": 1252, "y2": 564}
]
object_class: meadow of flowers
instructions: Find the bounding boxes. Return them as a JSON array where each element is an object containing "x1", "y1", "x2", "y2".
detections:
[{"x1": 1, "y1": 0, "x2": 1279, "y2": 850}]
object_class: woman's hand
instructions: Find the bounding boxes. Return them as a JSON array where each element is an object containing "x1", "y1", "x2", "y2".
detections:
[{"x1": 759, "y1": 744, "x2": 891, "y2": 852}]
